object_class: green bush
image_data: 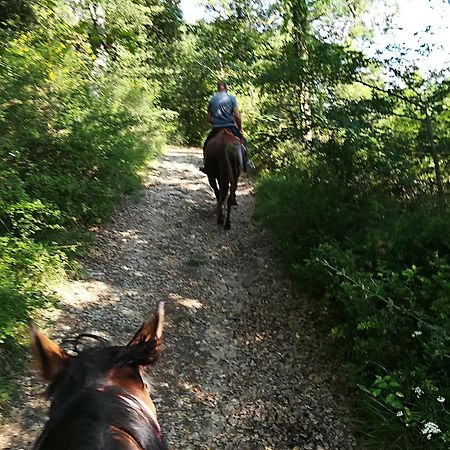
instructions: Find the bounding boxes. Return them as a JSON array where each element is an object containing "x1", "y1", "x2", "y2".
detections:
[
  {"x1": 255, "y1": 171, "x2": 450, "y2": 448},
  {"x1": 0, "y1": 236, "x2": 65, "y2": 404},
  {"x1": 0, "y1": 1, "x2": 166, "y2": 409},
  {"x1": 0, "y1": 29, "x2": 163, "y2": 228},
  {"x1": 0, "y1": 237, "x2": 64, "y2": 343}
]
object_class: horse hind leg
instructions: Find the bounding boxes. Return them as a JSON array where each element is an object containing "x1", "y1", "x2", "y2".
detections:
[
  {"x1": 207, "y1": 175, "x2": 223, "y2": 224},
  {"x1": 224, "y1": 193, "x2": 232, "y2": 230},
  {"x1": 225, "y1": 177, "x2": 238, "y2": 230},
  {"x1": 218, "y1": 183, "x2": 229, "y2": 226},
  {"x1": 217, "y1": 201, "x2": 224, "y2": 225},
  {"x1": 217, "y1": 194, "x2": 225, "y2": 226},
  {"x1": 207, "y1": 175, "x2": 220, "y2": 201}
]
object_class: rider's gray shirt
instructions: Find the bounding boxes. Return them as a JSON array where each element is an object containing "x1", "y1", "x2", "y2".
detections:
[{"x1": 208, "y1": 91, "x2": 237, "y2": 128}]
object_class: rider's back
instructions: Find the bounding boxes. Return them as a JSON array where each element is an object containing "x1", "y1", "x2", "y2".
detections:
[{"x1": 208, "y1": 91, "x2": 237, "y2": 128}]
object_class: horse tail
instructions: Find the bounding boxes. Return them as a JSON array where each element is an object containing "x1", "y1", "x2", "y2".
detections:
[{"x1": 224, "y1": 143, "x2": 235, "y2": 188}]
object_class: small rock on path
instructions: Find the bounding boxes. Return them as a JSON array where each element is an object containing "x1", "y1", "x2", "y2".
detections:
[{"x1": 0, "y1": 147, "x2": 356, "y2": 449}]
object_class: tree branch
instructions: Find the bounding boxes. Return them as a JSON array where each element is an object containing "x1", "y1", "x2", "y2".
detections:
[{"x1": 353, "y1": 77, "x2": 422, "y2": 110}]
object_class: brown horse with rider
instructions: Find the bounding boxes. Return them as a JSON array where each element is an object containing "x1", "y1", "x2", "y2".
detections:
[
  {"x1": 201, "y1": 81, "x2": 247, "y2": 229},
  {"x1": 204, "y1": 128, "x2": 242, "y2": 229}
]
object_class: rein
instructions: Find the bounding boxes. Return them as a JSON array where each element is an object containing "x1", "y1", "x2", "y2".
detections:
[{"x1": 97, "y1": 386, "x2": 163, "y2": 449}]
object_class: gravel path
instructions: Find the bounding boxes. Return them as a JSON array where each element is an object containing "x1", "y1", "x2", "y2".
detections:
[{"x1": 0, "y1": 147, "x2": 356, "y2": 450}]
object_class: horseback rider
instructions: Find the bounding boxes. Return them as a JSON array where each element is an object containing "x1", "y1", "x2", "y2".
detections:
[{"x1": 201, "y1": 81, "x2": 247, "y2": 172}]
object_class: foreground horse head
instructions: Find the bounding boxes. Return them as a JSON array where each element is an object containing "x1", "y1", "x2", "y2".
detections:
[
  {"x1": 204, "y1": 129, "x2": 241, "y2": 230},
  {"x1": 29, "y1": 303, "x2": 167, "y2": 450}
]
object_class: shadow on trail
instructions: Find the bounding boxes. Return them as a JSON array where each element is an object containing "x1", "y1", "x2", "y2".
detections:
[{"x1": 2, "y1": 147, "x2": 355, "y2": 450}]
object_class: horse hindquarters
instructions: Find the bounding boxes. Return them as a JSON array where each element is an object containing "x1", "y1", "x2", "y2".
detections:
[{"x1": 204, "y1": 133, "x2": 239, "y2": 229}]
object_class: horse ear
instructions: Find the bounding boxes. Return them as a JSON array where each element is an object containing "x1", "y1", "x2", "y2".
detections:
[
  {"x1": 127, "y1": 302, "x2": 164, "y2": 347},
  {"x1": 122, "y1": 303, "x2": 164, "y2": 367},
  {"x1": 28, "y1": 319, "x2": 68, "y2": 382}
]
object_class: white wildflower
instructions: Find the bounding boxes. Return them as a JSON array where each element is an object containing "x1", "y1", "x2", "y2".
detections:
[
  {"x1": 437, "y1": 396, "x2": 445, "y2": 403},
  {"x1": 412, "y1": 330, "x2": 422, "y2": 337},
  {"x1": 413, "y1": 386, "x2": 424, "y2": 398},
  {"x1": 422, "y1": 422, "x2": 441, "y2": 439},
  {"x1": 396, "y1": 411, "x2": 403, "y2": 417}
]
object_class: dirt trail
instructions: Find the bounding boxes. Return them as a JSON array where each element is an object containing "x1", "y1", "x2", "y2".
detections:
[{"x1": 0, "y1": 147, "x2": 355, "y2": 449}]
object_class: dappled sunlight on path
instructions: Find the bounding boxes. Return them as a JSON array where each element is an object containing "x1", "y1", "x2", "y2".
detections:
[{"x1": 0, "y1": 146, "x2": 355, "y2": 450}]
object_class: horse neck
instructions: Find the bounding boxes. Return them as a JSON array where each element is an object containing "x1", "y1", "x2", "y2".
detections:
[{"x1": 36, "y1": 388, "x2": 165, "y2": 450}]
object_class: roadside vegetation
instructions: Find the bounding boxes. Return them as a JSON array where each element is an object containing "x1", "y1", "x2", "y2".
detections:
[
  {"x1": 1, "y1": 0, "x2": 449, "y2": 447},
  {"x1": 167, "y1": 1, "x2": 450, "y2": 448},
  {"x1": 0, "y1": 0, "x2": 180, "y2": 406}
]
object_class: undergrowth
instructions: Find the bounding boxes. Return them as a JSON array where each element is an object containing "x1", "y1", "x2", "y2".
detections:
[
  {"x1": 0, "y1": 5, "x2": 165, "y2": 410},
  {"x1": 255, "y1": 171, "x2": 450, "y2": 449}
]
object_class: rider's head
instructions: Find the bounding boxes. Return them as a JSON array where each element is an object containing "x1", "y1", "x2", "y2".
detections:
[{"x1": 217, "y1": 81, "x2": 228, "y2": 92}]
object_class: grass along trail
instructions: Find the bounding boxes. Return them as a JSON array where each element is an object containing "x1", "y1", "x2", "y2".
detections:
[{"x1": 0, "y1": 147, "x2": 355, "y2": 449}]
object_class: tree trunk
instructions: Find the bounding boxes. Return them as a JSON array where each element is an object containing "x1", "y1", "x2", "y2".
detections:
[
  {"x1": 289, "y1": 0, "x2": 312, "y2": 147},
  {"x1": 424, "y1": 107, "x2": 444, "y2": 204}
]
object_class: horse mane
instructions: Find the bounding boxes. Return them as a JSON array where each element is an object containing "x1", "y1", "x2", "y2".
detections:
[{"x1": 62, "y1": 333, "x2": 111, "y2": 354}]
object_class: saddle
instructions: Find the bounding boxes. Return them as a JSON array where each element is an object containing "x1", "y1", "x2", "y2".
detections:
[{"x1": 222, "y1": 128, "x2": 246, "y2": 146}]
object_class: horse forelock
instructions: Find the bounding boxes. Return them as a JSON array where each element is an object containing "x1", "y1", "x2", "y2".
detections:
[{"x1": 46, "y1": 344, "x2": 118, "y2": 401}]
